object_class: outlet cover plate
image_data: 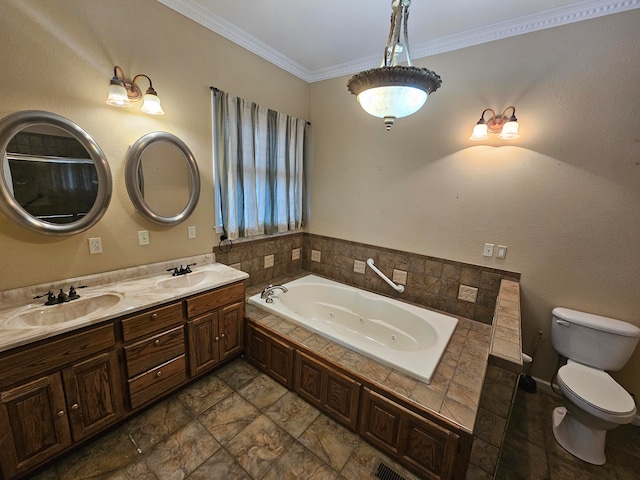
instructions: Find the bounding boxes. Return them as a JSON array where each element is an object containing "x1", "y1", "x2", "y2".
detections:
[
  {"x1": 188, "y1": 226, "x2": 196, "y2": 239},
  {"x1": 483, "y1": 243, "x2": 495, "y2": 257},
  {"x1": 88, "y1": 237, "x2": 102, "y2": 254}
]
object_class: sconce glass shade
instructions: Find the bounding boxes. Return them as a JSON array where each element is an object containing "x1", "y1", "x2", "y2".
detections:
[
  {"x1": 106, "y1": 82, "x2": 131, "y2": 107},
  {"x1": 140, "y1": 92, "x2": 164, "y2": 115},
  {"x1": 498, "y1": 119, "x2": 520, "y2": 139},
  {"x1": 469, "y1": 122, "x2": 489, "y2": 141}
]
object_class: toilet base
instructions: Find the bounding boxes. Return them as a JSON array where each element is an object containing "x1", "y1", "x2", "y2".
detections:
[{"x1": 552, "y1": 406, "x2": 606, "y2": 465}]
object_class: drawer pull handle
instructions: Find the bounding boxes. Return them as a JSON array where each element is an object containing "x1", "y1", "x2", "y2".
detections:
[
  {"x1": 151, "y1": 313, "x2": 158, "y2": 320},
  {"x1": 71, "y1": 403, "x2": 79, "y2": 410},
  {"x1": 154, "y1": 339, "x2": 161, "y2": 346},
  {"x1": 57, "y1": 410, "x2": 65, "y2": 417},
  {"x1": 156, "y1": 370, "x2": 162, "y2": 378}
]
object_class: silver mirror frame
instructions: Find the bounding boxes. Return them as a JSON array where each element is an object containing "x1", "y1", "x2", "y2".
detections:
[
  {"x1": 0, "y1": 110, "x2": 112, "y2": 235},
  {"x1": 125, "y1": 131, "x2": 200, "y2": 225}
]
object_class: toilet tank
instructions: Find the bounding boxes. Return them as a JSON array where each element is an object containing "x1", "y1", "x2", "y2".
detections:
[{"x1": 551, "y1": 307, "x2": 640, "y2": 371}]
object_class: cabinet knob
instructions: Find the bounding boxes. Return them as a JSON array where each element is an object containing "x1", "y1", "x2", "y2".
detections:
[
  {"x1": 214, "y1": 336, "x2": 219, "y2": 341},
  {"x1": 71, "y1": 403, "x2": 79, "y2": 410},
  {"x1": 221, "y1": 333, "x2": 226, "y2": 338},
  {"x1": 155, "y1": 370, "x2": 162, "y2": 378},
  {"x1": 151, "y1": 313, "x2": 158, "y2": 320},
  {"x1": 154, "y1": 339, "x2": 161, "y2": 346},
  {"x1": 56, "y1": 410, "x2": 65, "y2": 417}
]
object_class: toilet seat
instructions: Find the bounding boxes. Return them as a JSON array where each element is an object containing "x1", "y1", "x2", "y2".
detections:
[{"x1": 557, "y1": 362, "x2": 636, "y2": 422}]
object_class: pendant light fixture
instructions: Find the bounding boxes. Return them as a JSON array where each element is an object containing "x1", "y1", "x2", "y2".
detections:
[{"x1": 347, "y1": 0, "x2": 442, "y2": 130}]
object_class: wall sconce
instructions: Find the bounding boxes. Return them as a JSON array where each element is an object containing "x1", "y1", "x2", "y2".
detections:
[
  {"x1": 469, "y1": 106, "x2": 519, "y2": 141},
  {"x1": 106, "y1": 66, "x2": 164, "y2": 115}
]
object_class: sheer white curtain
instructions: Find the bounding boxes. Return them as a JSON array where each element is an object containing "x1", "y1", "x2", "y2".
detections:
[{"x1": 213, "y1": 89, "x2": 306, "y2": 240}]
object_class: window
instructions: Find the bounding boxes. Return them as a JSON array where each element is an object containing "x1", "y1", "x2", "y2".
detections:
[{"x1": 212, "y1": 89, "x2": 307, "y2": 240}]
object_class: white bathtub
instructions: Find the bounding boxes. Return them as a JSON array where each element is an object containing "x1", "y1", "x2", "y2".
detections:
[{"x1": 248, "y1": 275, "x2": 458, "y2": 383}]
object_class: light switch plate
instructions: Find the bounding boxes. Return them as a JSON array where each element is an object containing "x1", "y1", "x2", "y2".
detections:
[
  {"x1": 496, "y1": 245, "x2": 508, "y2": 259},
  {"x1": 138, "y1": 230, "x2": 149, "y2": 246}
]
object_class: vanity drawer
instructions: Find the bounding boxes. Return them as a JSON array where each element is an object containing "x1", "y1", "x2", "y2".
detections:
[
  {"x1": 124, "y1": 326, "x2": 185, "y2": 377},
  {"x1": 186, "y1": 282, "x2": 245, "y2": 318},
  {"x1": 128, "y1": 355, "x2": 186, "y2": 409},
  {"x1": 121, "y1": 302, "x2": 183, "y2": 341}
]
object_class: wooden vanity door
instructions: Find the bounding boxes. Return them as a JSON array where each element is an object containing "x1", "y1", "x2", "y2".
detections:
[
  {"x1": 219, "y1": 302, "x2": 244, "y2": 361},
  {"x1": 0, "y1": 373, "x2": 72, "y2": 479},
  {"x1": 188, "y1": 311, "x2": 220, "y2": 376},
  {"x1": 62, "y1": 351, "x2": 124, "y2": 441}
]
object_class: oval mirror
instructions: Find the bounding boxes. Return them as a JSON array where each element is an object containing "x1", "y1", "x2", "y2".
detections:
[
  {"x1": 0, "y1": 110, "x2": 112, "y2": 235},
  {"x1": 125, "y1": 131, "x2": 200, "y2": 225}
]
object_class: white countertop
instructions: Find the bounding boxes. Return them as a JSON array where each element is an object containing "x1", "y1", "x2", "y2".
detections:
[{"x1": 0, "y1": 256, "x2": 248, "y2": 353}]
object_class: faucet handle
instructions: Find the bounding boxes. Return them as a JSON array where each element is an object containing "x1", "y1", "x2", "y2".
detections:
[
  {"x1": 185, "y1": 263, "x2": 196, "y2": 273},
  {"x1": 167, "y1": 267, "x2": 179, "y2": 276}
]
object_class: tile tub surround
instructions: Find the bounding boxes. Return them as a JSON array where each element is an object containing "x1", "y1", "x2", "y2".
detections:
[
  {"x1": 213, "y1": 232, "x2": 303, "y2": 286},
  {"x1": 0, "y1": 254, "x2": 248, "y2": 352},
  {"x1": 213, "y1": 232, "x2": 520, "y2": 325},
  {"x1": 301, "y1": 234, "x2": 520, "y2": 325}
]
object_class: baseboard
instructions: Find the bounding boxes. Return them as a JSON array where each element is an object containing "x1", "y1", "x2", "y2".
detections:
[{"x1": 523, "y1": 375, "x2": 640, "y2": 427}]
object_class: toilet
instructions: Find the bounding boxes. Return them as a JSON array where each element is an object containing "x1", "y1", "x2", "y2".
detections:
[{"x1": 550, "y1": 307, "x2": 640, "y2": 465}]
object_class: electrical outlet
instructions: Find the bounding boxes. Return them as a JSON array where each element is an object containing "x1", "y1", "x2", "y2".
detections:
[
  {"x1": 264, "y1": 254, "x2": 274, "y2": 268},
  {"x1": 311, "y1": 250, "x2": 321, "y2": 262},
  {"x1": 353, "y1": 259, "x2": 366, "y2": 274},
  {"x1": 138, "y1": 230, "x2": 149, "y2": 246},
  {"x1": 393, "y1": 269, "x2": 408, "y2": 285},
  {"x1": 291, "y1": 248, "x2": 301, "y2": 261},
  {"x1": 88, "y1": 237, "x2": 102, "y2": 254},
  {"x1": 458, "y1": 285, "x2": 478, "y2": 303},
  {"x1": 188, "y1": 225, "x2": 196, "y2": 239},
  {"x1": 483, "y1": 243, "x2": 494, "y2": 257}
]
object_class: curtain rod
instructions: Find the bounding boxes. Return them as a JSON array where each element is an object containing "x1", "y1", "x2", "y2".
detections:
[{"x1": 210, "y1": 86, "x2": 310, "y2": 125}]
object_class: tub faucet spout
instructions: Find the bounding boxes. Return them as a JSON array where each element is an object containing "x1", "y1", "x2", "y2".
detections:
[{"x1": 260, "y1": 285, "x2": 288, "y2": 303}]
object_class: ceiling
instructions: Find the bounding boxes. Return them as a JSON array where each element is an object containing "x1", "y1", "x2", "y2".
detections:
[{"x1": 156, "y1": 0, "x2": 638, "y2": 82}]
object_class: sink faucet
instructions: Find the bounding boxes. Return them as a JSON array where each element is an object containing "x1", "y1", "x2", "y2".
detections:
[
  {"x1": 260, "y1": 285, "x2": 288, "y2": 303},
  {"x1": 167, "y1": 263, "x2": 197, "y2": 276},
  {"x1": 33, "y1": 285, "x2": 87, "y2": 305}
]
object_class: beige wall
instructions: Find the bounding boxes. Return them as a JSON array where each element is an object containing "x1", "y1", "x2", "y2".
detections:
[
  {"x1": 308, "y1": 12, "x2": 640, "y2": 394},
  {"x1": 1, "y1": 1, "x2": 639, "y2": 396},
  {"x1": 0, "y1": 0, "x2": 309, "y2": 288}
]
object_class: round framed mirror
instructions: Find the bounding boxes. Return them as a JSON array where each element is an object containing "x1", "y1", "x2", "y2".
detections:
[
  {"x1": 0, "y1": 110, "x2": 112, "y2": 235},
  {"x1": 125, "y1": 131, "x2": 200, "y2": 225}
]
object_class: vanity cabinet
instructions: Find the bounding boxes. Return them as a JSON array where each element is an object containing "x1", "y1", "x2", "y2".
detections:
[
  {"x1": 360, "y1": 388, "x2": 459, "y2": 480},
  {"x1": 122, "y1": 302, "x2": 187, "y2": 410},
  {"x1": 294, "y1": 350, "x2": 361, "y2": 430},
  {"x1": 0, "y1": 324, "x2": 122, "y2": 479},
  {"x1": 186, "y1": 283, "x2": 244, "y2": 377},
  {"x1": 245, "y1": 322, "x2": 294, "y2": 388}
]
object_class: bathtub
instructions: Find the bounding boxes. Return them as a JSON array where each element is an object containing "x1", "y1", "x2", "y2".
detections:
[{"x1": 248, "y1": 275, "x2": 458, "y2": 383}]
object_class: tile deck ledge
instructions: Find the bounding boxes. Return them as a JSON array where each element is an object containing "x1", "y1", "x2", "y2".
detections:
[{"x1": 489, "y1": 279, "x2": 523, "y2": 372}]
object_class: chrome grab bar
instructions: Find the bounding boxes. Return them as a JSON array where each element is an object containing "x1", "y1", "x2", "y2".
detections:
[{"x1": 366, "y1": 258, "x2": 404, "y2": 293}]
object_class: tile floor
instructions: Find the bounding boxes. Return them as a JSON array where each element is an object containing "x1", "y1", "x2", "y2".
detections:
[{"x1": 32, "y1": 359, "x2": 640, "y2": 480}]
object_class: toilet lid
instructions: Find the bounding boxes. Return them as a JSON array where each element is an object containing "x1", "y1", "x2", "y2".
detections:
[{"x1": 558, "y1": 363, "x2": 636, "y2": 415}]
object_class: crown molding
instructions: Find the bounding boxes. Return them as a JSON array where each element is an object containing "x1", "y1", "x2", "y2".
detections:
[{"x1": 156, "y1": 0, "x2": 640, "y2": 83}]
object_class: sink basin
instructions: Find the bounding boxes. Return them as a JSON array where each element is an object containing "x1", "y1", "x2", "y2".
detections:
[
  {"x1": 155, "y1": 270, "x2": 218, "y2": 289},
  {"x1": 4, "y1": 293, "x2": 123, "y2": 329}
]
